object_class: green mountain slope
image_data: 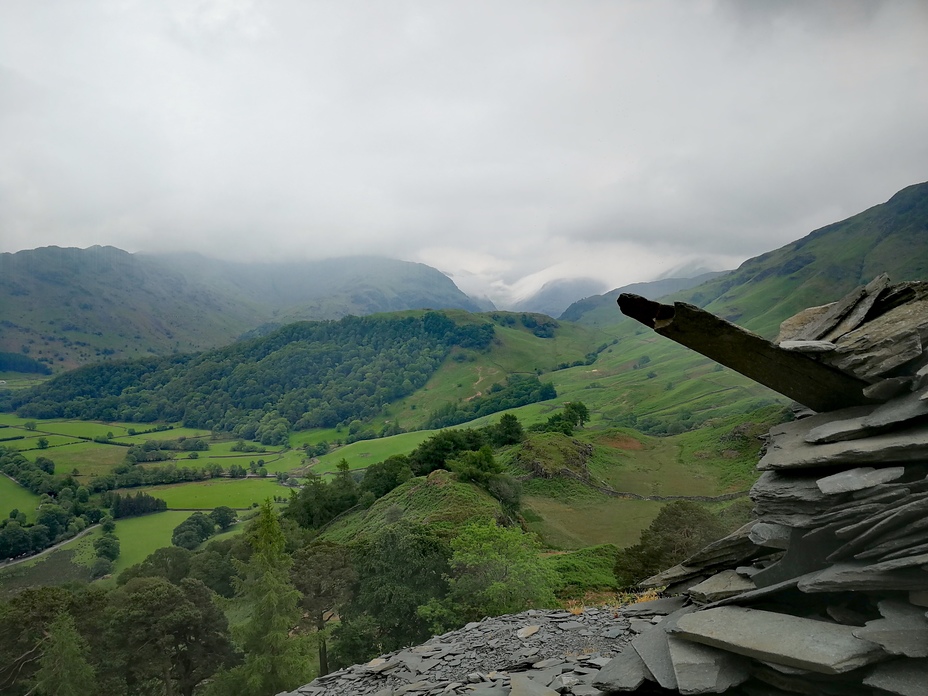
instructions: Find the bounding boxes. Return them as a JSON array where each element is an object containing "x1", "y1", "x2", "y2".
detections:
[
  {"x1": 0, "y1": 247, "x2": 483, "y2": 370},
  {"x1": 560, "y1": 272, "x2": 726, "y2": 328},
  {"x1": 565, "y1": 181, "x2": 928, "y2": 336}
]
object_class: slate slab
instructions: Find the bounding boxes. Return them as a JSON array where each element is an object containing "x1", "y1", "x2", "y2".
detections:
[
  {"x1": 759, "y1": 420, "x2": 928, "y2": 470},
  {"x1": 815, "y1": 466, "x2": 906, "y2": 494},
  {"x1": 862, "y1": 388, "x2": 928, "y2": 430},
  {"x1": 853, "y1": 599, "x2": 928, "y2": 658},
  {"x1": 671, "y1": 606, "x2": 886, "y2": 674},
  {"x1": 863, "y1": 658, "x2": 928, "y2": 696},
  {"x1": 592, "y1": 645, "x2": 654, "y2": 691},
  {"x1": 824, "y1": 299, "x2": 928, "y2": 380},
  {"x1": 619, "y1": 596, "x2": 688, "y2": 617},
  {"x1": 510, "y1": 675, "x2": 559, "y2": 696},
  {"x1": 778, "y1": 340, "x2": 836, "y2": 353},
  {"x1": 631, "y1": 607, "x2": 696, "y2": 689},
  {"x1": 687, "y1": 570, "x2": 755, "y2": 603},
  {"x1": 748, "y1": 522, "x2": 791, "y2": 549},
  {"x1": 796, "y1": 562, "x2": 928, "y2": 592},
  {"x1": 666, "y1": 635, "x2": 750, "y2": 694}
]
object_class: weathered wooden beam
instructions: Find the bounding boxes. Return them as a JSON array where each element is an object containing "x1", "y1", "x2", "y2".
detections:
[{"x1": 617, "y1": 294, "x2": 878, "y2": 413}]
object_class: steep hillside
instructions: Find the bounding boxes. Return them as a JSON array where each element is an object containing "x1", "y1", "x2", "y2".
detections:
[
  {"x1": 682, "y1": 180, "x2": 928, "y2": 336},
  {"x1": 565, "y1": 181, "x2": 928, "y2": 336},
  {"x1": 0, "y1": 247, "x2": 483, "y2": 369}
]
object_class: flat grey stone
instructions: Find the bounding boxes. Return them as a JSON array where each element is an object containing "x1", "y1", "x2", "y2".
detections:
[
  {"x1": 791, "y1": 283, "x2": 869, "y2": 342},
  {"x1": 824, "y1": 298, "x2": 928, "y2": 380},
  {"x1": 909, "y1": 590, "x2": 928, "y2": 607},
  {"x1": 778, "y1": 340, "x2": 836, "y2": 353},
  {"x1": 863, "y1": 376, "x2": 915, "y2": 401},
  {"x1": 687, "y1": 570, "x2": 755, "y2": 603},
  {"x1": 828, "y1": 496, "x2": 928, "y2": 561},
  {"x1": 749, "y1": 522, "x2": 792, "y2": 549},
  {"x1": 468, "y1": 686, "x2": 509, "y2": 696},
  {"x1": 631, "y1": 607, "x2": 695, "y2": 689},
  {"x1": 805, "y1": 413, "x2": 875, "y2": 444},
  {"x1": 671, "y1": 606, "x2": 886, "y2": 674},
  {"x1": 760, "y1": 420, "x2": 928, "y2": 471},
  {"x1": 797, "y1": 561, "x2": 928, "y2": 592},
  {"x1": 639, "y1": 564, "x2": 703, "y2": 589},
  {"x1": 667, "y1": 636, "x2": 750, "y2": 694},
  {"x1": 592, "y1": 645, "x2": 653, "y2": 691},
  {"x1": 863, "y1": 658, "x2": 928, "y2": 696},
  {"x1": 821, "y1": 273, "x2": 893, "y2": 343},
  {"x1": 853, "y1": 599, "x2": 928, "y2": 657},
  {"x1": 816, "y1": 466, "x2": 906, "y2": 494},
  {"x1": 619, "y1": 596, "x2": 687, "y2": 617},
  {"x1": 510, "y1": 675, "x2": 559, "y2": 696},
  {"x1": 777, "y1": 302, "x2": 835, "y2": 343},
  {"x1": 862, "y1": 388, "x2": 928, "y2": 430}
]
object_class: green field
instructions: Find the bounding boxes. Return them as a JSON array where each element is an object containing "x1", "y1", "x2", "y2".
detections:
[
  {"x1": 313, "y1": 430, "x2": 436, "y2": 475},
  {"x1": 523, "y1": 494, "x2": 664, "y2": 550},
  {"x1": 109, "y1": 511, "x2": 198, "y2": 574},
  {"x1": 0, "y1": 474, "x2": 41, "y2": 522},
  {"x1": 26, "y1": 441, "x2": 128, "y2": 478},
  {"x1": 129, "y1": 478, "x2": 290, "y2": 509}
]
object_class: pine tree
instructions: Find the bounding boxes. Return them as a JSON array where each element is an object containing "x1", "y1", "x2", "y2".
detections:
[
  {"x1": 213, "y1": 499, "x2": 312, "y2": 696},
  {"x1": 31, "y1": 613, "x2": 96, "y2": 696}
]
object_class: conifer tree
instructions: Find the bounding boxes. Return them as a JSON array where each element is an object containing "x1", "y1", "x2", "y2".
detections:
[
  {"x1": 212, "y1": 499, "x2": 312, "y2": 696},
  {"x1": 31, "y1": 612, "x2": 96, "y2": 696}
]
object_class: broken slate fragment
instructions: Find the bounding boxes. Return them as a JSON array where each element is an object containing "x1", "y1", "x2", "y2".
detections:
[
  {"x1": 510, "y1": 674, "x2": 559, "y2": 696},
  {"x1": 760, "y1": 420, "x2": 928, "y2": 470},
  {"x1": 687, "y1": 570, "x2": 756, "y2": 603},
  {"x1": 748, "y1": 522, "x2": 792, "y2": 549},
  {"x1": 778, "y1": 340, "x2": 836, "y2": 353},
  {"x1": 631, "y1": 607, "x2": 696, "y2": 690},
  {"x1": 619, "y1": 596, "x2": 688, "y2": 617},
  {"x1": 667, "y1": 635, "x2": 750, "y2": 694},
  {"x1": 797, "y1": 561, "x2": 928, "y2": 592},
  {"x1": 863, "y1": 658, "x2": 928, "y2": 696},
  {"x1": 852, "y1": 599, "x2": 928, "y2": 658},
  {"x1": 816, "y1": 466, "x2": 906, "y2": 494},
  {"x1": 592, "y1": 646, "x2": 654, "y2": 692},
  {"x1": 671, "y1": 606, "x2": 886, "y2": 674}
]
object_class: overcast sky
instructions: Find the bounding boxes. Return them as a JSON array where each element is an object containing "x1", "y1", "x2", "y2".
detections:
[{"x1": 1, "y1": 1, "x2": 926, "y2": 305}]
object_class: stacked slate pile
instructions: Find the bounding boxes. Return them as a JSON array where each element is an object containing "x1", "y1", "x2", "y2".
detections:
[{"x1": 592, "y1": 277, "x2": 928, "y2": 695}]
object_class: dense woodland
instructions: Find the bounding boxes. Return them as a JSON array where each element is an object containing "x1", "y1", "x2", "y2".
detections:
[{"x1": 2, "y1": 312, "x2": 496, "y2": 438}]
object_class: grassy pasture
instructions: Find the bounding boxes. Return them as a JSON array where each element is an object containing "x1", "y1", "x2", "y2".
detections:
[
  {"x1": 522, "y1": 494, "x2": 663, "y2": 550},
  {"x1": 109, "y1": 511, "x2": 195, "y2": 575},
  {"x1": 313, "y1": 430, "x2": 435, "y2": 475},
  {"x1": 27, "y1": 441, "x2": 128, "y2": 478},
  {"x1": 128, "y1": 478, "x2": 288, "y2": 509},
  {"x1": 0, "y1": 474, "x2": 41, "y2": 522},
  {"x1": 6, "y1": 434, "x2": 84, "y2": 451},
  {"x1": 35, "y1": 420, "x2": 137, "y2": 439}
]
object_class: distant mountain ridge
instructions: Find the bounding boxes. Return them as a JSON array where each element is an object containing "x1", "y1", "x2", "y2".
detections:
[
  {"x1": 563, "y1": 180, "x2": 928, "y2": 334},
  {"x1": 511, "y1": 277, "x2": 610, "y2": 318},
  {"x1": 559, "y1": 272, "x2": 728, "y2": 327},
  {"x1": 0, "y1": 247, "x2": 483, "y2": 369}
]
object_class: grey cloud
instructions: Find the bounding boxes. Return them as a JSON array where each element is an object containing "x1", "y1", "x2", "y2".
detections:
[{"x1": 0, "y1": 0, "x2": 926, "y2": 306}]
